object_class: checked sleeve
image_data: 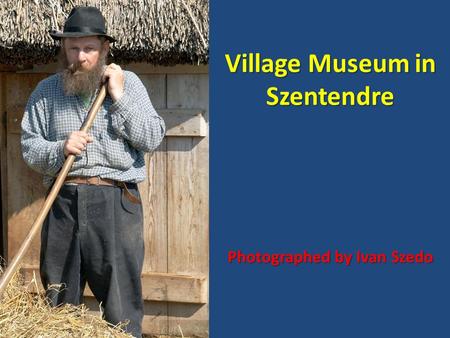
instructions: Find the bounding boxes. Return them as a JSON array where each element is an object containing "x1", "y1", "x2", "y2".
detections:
[
  {"x1": 108, "y1": 71, "x2": 165, "y2": 152},
  {"x1": 21, "y1": 84, "x2": 66, "y2": 177}
]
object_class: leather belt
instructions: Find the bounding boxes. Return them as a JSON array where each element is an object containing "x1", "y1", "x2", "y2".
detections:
[{"x1": 65, "y1": 176, "x2": 141, "y2": 204}]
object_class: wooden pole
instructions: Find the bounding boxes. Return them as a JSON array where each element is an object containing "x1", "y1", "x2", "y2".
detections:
[{"x1": 0, "y1": 84, "x2": 107, "y2": 297}]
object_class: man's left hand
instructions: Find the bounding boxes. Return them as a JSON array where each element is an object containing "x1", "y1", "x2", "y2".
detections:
[{"x1": 103, "y1": 63, "x2": 124, "y2": 102}]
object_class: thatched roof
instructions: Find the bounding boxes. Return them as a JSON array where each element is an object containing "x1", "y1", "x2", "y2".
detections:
[{"x1": 0, "y1": 0, "x2": 209, "y2": 65}]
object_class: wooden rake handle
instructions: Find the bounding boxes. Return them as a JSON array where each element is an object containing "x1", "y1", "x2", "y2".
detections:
[{"x1": 0, "y1": 84, "x2": 107, "y2": 297}]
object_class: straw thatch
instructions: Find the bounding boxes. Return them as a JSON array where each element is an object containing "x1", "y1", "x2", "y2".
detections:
[
  {"x1": 0, "y1": 0, "x2": 209, "y2": 66},
  {"x1": 0, "y1": 267, "x2": 133, "y2": 338}
]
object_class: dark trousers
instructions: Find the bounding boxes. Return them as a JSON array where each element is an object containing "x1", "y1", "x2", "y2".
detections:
[{"x1": 40, "y1": 183, "x2": 144, "y2": 337}]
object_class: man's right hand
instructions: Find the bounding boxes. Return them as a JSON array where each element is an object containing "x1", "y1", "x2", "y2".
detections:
[{"x1": 64, "y1": 131, "x2": 94, "y2": 157}]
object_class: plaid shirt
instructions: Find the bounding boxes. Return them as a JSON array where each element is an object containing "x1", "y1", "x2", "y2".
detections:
[{"x1": 21, "y1": 71, "x2": 165, "y2": 187}]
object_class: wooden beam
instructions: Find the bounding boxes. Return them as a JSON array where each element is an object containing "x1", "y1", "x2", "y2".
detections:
[
  {"x1": 20, "y1": 268, "x2": 207, "y2": 304},
  {"x1": 6, "y1": 105, "x2": 23, "y2": 134},
  {"x1": 138, "y1": 272, "x2": 208, "y2": 304},
  {"x1": 159, "y1": 109, "x2": 207, "y2": 137},
  {"x1": 0, "y1": 64, "x2": 32, "y2": 72},
  {"x1": 126, "y1": 64, "x2": 208, "y2": 74},
  {"x1": 16, "y1": 63, "x2": 208, "y2": 75},
  {"x1": 84, "y1": 309, "x2": 207, "y2": 337},
  {"x1": 7, "y1": 107, "x2": 207, "y2": 137}
]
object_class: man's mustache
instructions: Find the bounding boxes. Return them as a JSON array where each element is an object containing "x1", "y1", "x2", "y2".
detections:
[{"x1": 67, "y1": 62, "x2": 83, "y2": 74}]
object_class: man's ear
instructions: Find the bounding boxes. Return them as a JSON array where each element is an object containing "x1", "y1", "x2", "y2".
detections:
[{"x1": 102, "y1": 40, "x2": 110, "y2": 57}]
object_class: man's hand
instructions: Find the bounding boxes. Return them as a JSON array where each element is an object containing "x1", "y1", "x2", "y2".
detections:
[
  {"x1": 64, "y1": 131, "x2": 93, "y2": 157},
  {"x1": 103, "y1": 63, "x2": 124, "y2": 102}
]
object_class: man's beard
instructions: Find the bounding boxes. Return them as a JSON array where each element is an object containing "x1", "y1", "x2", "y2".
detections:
[{"x1": 61, "y1": 53, "x2": 105, "y2": 97}]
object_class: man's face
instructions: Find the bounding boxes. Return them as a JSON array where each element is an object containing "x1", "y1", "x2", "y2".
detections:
[
  {"x1": 63, "y1": 36, "x2": 108, "y2": 72},
  {"x1": 61, "y1": 36, "x2": 109, "y2": 96}
]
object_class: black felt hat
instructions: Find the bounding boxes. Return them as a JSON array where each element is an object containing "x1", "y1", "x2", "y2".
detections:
[{"x1": 49, "y1": 6, "x2": 116, "y2": 42}]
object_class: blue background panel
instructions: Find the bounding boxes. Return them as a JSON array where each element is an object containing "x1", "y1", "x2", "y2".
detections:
[{"x1": 211, "y1": 1, "x2": 450, "y2": 337}]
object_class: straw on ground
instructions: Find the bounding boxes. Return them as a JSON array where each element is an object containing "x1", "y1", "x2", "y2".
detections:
[{"x1": 0, "y1": 267, "x2": 132, "y2": 338}]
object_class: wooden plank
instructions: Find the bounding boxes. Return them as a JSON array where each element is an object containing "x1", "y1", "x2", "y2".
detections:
[
  {"x1": 139, "y1": 144, "x2": 168, "y2": 274},
  {"x1": 6, "y1": 134, "x2": 46, "y2": 265},
  {"x1": 82, "y1": 307, "x2": 207, "y2": 337},
  {"x1": 126, "y1": 64, "x2": 208, "y2": 75},
  {"x1": 19, "y1": 63, "x2": 208, "y2": 75},
  {"x1": 90, "y1": 303, "x2": 170, "y2": 336},
  {"x1": 138, "y1": 70, "x2": 168, "y2": 274},
  {"x1": 167, "y1": 138, "x2": 209, "y2": 274},
  {"x1": 167, "y1": 304, "x2": 209, "y2": 338},
  {"x1": 141, "y1": 301, "x2": 169, "y2": 336},
  {"x1": 7, "y1": 107, "x2": 207, "y2": 137},
  {"x1": 167, "y1": 74, "x2": 209, "y2": 113},
  {"x1": 140, "y1": 74, "x2": 166, "y2": 109},
  {"x1": 139, "y1": 272, "x2": 207, "y2": 304},
  {"x1": 6, "y1": 105, "x2": 23, "y2": 134},
  {"x1": 0, "y1": 73, "x2": 6, "y2": 260},
  {"x1": 4, "y1": 74, "x2": 46, "y2": 103},
  {"x1": 166, "y1": 73, "x2": 209, "y2": 337},
  {"x1": 159, "y1": 109, "x2": 207, "y2": 137},
  {"x1": 0, "y1": 65, "x2": 18, "y2": 72},
  {"x1": 84, "y1": 301, "x2": 170, "y2": 336},
  {"x1": 167, "y1": 137, "x2": 209, "y2": 337},
  {"x1": 6, "y1": 74, "x2": 48, "y2": 267},
  {"x1": 166, "y1": 74, "x2": 209, "y2": 273},
  {"x1": 21, "y1": 268, "x2": 207, "y2": 304},
  {"x1": 0, "y1": 64, "x2": 33, "y2": 72},
  {"x1": 137, "y1": 72, "x2": 170, "y2": 335}
]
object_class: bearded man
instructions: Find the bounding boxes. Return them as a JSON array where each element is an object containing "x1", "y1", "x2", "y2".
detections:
[{"x1": 21, "y1": 6, "x2": 165, "y2": 337}]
